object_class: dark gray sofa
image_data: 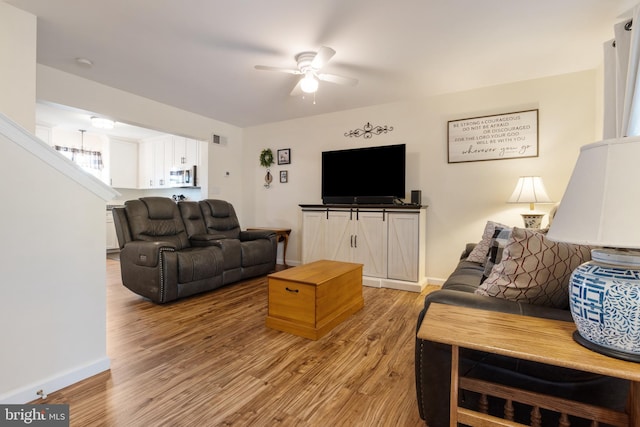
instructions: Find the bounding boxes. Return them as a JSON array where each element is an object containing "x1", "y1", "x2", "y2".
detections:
[
  {"x1": 415, "y1": 244, "x2": 629, "y2": 426},
  {"x1": 113, "y1": 197, "x2": 276, "y2": 303}
]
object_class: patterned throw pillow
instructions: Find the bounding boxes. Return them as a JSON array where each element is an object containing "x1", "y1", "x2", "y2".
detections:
[
  {"x1": 481, "y1": 227, "x2": 512, "y2": 282},
  {"x1": 476, "y1": 227, "x2": 592, "y2": 308},
  {"x1": 466, "y1": 221, "x2": 510, "y2": 264}
]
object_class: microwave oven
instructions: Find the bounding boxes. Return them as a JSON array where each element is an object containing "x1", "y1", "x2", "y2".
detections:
[{"x1": 169, "y1": 165, "x2": 196, "y2": 187}]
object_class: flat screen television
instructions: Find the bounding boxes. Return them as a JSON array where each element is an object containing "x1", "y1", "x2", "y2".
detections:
[{"x1": 322, "y1": 144, "x2": 406, "y2": 204}]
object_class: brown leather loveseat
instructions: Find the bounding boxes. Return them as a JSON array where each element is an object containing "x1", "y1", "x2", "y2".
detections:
[{"x1": 112, "y1": 197, "x2": 276, "y2": 303}]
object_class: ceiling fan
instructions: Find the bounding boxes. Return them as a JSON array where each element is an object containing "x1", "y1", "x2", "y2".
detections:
[{"x1": 255, "y1": 46, "x2": 358, "y2": 96}]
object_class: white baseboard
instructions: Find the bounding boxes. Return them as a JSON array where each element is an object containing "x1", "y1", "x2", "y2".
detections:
[
  {"x1": 0, "y1": 357, "x2": 111, "y2": 404},
  {"x1": 427, "y1": 276, "x2": 446, "y2": 286},
  {"x1": 362, "y1": 276, "x2": 428, "y2": 292}
]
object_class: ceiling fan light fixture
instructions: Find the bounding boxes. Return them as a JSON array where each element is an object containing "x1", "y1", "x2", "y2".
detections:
[{"x1": 300, "y1": 72, "x2": 319, "y2": 94}]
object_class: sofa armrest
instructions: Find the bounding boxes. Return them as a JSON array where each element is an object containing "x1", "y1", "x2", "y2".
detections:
[
  {"x1": 419, "y1": 289, "x2": 573, "y2": 330},
  {"x1": 189, "y1": 233, "x2": 223, "y2": 247},
  {"x1": 239, "y1": 229, "x2": 276, "y2": 241},
  {"x1": 120, "y1": 240, "x2": 177, "y2": 267},
  {"x1": 462, "y1": 242, "x2": 477, "y2": 259}
]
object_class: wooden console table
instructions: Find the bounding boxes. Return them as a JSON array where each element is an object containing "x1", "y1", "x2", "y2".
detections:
[
  {"x1": 417, "y1": 303, "x2": 640, "y2": 426},
  {"x1": 247, "y1": 227, "x2": 291, "y2": 266}
]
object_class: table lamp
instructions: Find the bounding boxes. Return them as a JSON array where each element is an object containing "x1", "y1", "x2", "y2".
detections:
[
  {"x1": 507, "y1": 176, "x2": 553, "y2": 228},
  {"x1": 547, "y1": 137, "x2": 640, "y2": 362}
]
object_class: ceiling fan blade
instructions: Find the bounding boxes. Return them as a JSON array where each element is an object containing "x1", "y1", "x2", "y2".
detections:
[
  {"x1": 311, "y1": 46, "x2": 336, "y2": 69},
  {"x1": 255, "y1": 65, "x2": 301, "y2": 75},
  {"x1": 317, "y1": 73, "x2": 358, "y2": 86},
  {"x1": 290, "y1": 78, "x2": 303, "y2": 97}
]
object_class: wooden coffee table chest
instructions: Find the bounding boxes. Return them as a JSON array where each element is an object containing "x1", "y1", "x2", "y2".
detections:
[{"x1": 265, "y1": 260, "x2": 364, "y2": 340}]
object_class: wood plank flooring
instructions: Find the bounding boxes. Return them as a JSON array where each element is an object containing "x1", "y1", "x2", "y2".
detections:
[{"x1": 36, "y1": 258, "x2": 435, "y2": 426}]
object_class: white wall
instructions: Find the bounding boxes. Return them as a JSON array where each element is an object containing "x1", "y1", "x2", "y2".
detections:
[
  {"x1": 0, "y1": 2, "x2": 36, "y2": 131},
  {"x1": 0, "y1": 5, "x2": 116, "y2": 403},
  {"x1": 244, "y1": 70, "x2": 599, "y2": 282},
  {"x1": 0, "y1": 117, "x2": 116, "y2": 403}
]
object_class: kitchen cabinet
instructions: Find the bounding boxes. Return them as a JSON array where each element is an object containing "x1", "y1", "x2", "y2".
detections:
[
  {"x1": 172, "y1": 136, "x2": 199, "y2": 168},
  {"x1": 138, "y1": 137, "x2": 171, "y2": 189},
  {"x1": 109, "y1": 138, "x2": 137, "y2": 188},
  {"x1": 106, "y1": 210, "x2": 119, "y2": 251},
  {"x1": 301, "y1": 205, "x2": 427, "y2": 292},
  {"x1": 138, "y1": 136, "x2": 200, "y2": 189}
]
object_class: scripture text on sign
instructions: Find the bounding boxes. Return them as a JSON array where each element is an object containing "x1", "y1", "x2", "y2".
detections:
[{"x1": 447, "y1": 110, "x2": 538, "y2": 163}]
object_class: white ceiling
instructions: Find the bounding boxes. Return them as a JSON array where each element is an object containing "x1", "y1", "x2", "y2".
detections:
[
  {"x1": 6, "y1": 0, "x2": 638, "y2": 130},
  {"x1": 35, "y1": 101, "x2": 167, "y2": 140}
]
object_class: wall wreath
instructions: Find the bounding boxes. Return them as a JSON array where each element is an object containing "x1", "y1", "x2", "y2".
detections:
[{"x1": 259, "y1": 148, "x2": 274, "y2": 168}]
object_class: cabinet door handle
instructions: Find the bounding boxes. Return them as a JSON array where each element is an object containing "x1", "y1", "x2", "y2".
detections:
[
  {"x1": 285, "y1": 287, "x2": 299, "y2": 293},
  {"x1": 354, "y1": 235, "x2": 357, "y2": 248}
]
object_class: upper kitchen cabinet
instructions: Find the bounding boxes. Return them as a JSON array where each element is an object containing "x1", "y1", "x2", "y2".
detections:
[
  {"x1": 109, "y1": 138, "x2": 138, "y2": 188},
  {"x1": 138, "y1": 135, "x2": 201, "y2": 189},
  {"x1": 138, "y1": 137, "x2": 169, "y2": 189},
  {"x1": 172, "y1": 136, "x2": 199, "y2": 169}
]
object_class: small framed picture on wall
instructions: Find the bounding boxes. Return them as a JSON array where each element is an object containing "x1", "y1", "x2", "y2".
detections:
[
  {"x1": 277, "y1": 148, "x2": 291, "y2": 165},
  {"x1": 280, "y1": 170, "x2": 288, "y2": 183}
]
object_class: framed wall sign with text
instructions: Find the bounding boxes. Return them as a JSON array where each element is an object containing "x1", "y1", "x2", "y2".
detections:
[{"x1": 447, "y1": 109, "x2": 538, "y2": 163}]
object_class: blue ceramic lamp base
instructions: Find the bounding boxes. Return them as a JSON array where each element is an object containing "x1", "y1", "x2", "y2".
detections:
[
  {"x1": 573, "y1": 331, "x2": 640, "y2": 363},
  {"x1": 569, "y1": 248, "x2": 640, "y2": 363}
]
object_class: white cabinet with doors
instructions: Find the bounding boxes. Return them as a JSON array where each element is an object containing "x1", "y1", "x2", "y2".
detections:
[
  {"x1": 109, "y1": 138, "x2": 137, "y2": 188},
  {"x1": 138, "y1": 137, "x2": 172, "y2": 189},
  {"x1": 324, "y1": 210, "x2": 388, "y2": 278},
  {"x1": 138, "y1": 135, "x2": 200, "y2": 189},
  {"x1": 387, "y1": 212, "x2": 422, "y2": 282},
  {"x1": 172, "y1": 136, "x2": 199, "y2": 169},
  {"x1": 106, "y1": 210, "x2": 119, "y2": 251},
  {"x1": 301, "y1": 209, "x2": 327, "y2": 263},
  {"x1": 301, "y1": 205, "x2": 426, "y2": 292}
]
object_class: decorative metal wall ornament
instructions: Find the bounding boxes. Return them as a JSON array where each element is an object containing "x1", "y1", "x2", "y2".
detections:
[{"x1": 344, "y1": 122, "x2": 394, "y2": 139}]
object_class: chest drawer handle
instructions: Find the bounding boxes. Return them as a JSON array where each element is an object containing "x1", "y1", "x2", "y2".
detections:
[{"x1": 285, "y1": 287, "x2": 299, "y2": 293}]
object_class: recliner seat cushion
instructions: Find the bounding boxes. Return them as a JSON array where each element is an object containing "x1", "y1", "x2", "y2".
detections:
[{"x1": 177, "y1": 247, "x2": 223, "y2": 283}]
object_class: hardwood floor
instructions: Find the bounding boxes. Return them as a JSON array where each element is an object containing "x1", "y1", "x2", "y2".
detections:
[{"x1": 38, "y1": 258, "x2": 434, "y2": 426}]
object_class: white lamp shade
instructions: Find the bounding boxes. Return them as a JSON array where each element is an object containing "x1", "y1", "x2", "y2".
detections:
[
  {"x1": 547, "y1": 136, "x2": 640, "y2": 248},
  {"x1": 507, "y1": 176, "x2": 552, "y2": 204}
]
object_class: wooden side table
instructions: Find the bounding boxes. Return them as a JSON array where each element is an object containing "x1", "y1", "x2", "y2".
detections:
[
  {"x1": 417, "y1": 303, "x2": 640, "y2": 426},
  {"x1": 247, "y1": 227, "x2": 291, "y2": 266}
]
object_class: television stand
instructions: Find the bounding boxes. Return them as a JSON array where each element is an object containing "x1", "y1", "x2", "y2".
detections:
[
  {"x1": 354, "y1": 196, "x2": 396, "y2": 205},
  {"x1": 322, "y1": 196, "x2": 397, "y2": 205},
  {"x1": 299, "y1": 204, "x2": 428, "y2": 292}
]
